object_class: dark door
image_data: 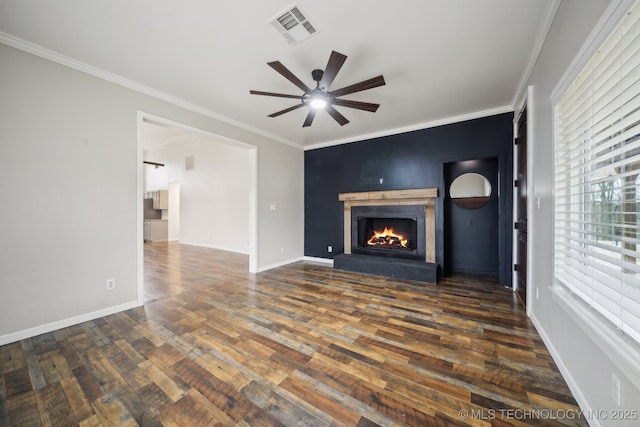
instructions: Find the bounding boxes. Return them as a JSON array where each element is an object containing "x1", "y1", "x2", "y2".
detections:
[
  {"x1": 515, "y1": 109, "x2": 528, "y2": 306},
  {"x1": 444, "y1": 157, "x2": 499, "y2": 277}
]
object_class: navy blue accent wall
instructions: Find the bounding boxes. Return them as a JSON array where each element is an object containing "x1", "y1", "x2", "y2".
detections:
[{"x1": 304, "y1": 112, "x2": 514, "y2": 285}]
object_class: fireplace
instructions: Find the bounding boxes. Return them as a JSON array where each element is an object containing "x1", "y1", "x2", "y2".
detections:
[
  {"x1": 336, "y1": 189, "x2": 438, "y2": 283},
  {"x1": 352, "y1": 205, "x2": 425, "y2": 261},
  {"x1": 360, "y1": 218, "x2": 416, "y2": 251}
]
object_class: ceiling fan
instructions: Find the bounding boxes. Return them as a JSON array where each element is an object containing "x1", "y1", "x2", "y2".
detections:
[{"x1": 250, "y1": 51, "x2": 385, "y2": 127}]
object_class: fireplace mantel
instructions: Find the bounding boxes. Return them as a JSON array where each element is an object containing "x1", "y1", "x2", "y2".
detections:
[{"x1": 338, "y1": 188, "x2": 438, "y2": 263}]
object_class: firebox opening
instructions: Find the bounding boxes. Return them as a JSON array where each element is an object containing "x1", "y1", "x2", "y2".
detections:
[{"x1": 357, "y1": 217, "x2": 417, "y2": 252}]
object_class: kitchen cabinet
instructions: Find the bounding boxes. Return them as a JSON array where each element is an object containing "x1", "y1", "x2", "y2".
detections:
[
  {"x1": 153, "y1": 190, "x2": 168, "y2": 210},
  {"x1": 143, "y1": 219, "x2": 168, "y2": 242},
  {"x1": 144, "y1": 190, "x2": 168, "y2": 210}
]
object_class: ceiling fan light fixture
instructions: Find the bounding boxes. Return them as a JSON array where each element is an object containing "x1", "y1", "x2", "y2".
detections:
[{"x1": 309, "y1": 92, "x2": 327, "y2": 109}]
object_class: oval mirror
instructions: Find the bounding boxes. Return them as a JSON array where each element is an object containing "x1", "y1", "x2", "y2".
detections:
[{"x1": 449, "y1": 173, "x2": 492, "y2": 210}]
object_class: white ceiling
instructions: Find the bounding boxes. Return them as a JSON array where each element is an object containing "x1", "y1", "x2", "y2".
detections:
[{"x1": 0, "y1": 0, "x2": 553, "y2": 149}]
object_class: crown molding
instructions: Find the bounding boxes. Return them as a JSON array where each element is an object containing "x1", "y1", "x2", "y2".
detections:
[
  {"x1": 511, "y1": 0, "x2": 562, "y2": 111},
  {"x1": 303, "y1": 105, "x2": 513, "y2": 151},
  {"x1": 0, "y1": 32, "x2": 302, "y2": 150}
]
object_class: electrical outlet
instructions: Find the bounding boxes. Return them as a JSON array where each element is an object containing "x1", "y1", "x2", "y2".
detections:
[
  {"x1": 328, "y1": 245, "x2": 333, "y2": 253},
  {"x1": 280, "y1": 247, "x2": 285, "y2": 254},
  {"x1": 106, "y1": 278, "x2": 116, "y2": 290},
  {"x1": 612, "y1": 373, "x2": 621, "y2": 406}
]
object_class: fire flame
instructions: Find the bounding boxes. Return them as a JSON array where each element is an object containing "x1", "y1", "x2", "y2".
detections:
[{"x1": 367, "y1": 226, "x2": 409, "y2": 248}]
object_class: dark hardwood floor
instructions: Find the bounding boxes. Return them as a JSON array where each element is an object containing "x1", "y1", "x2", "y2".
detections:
[{"x1": 1, "y1": 242, "x2": 586, "y2": 426}]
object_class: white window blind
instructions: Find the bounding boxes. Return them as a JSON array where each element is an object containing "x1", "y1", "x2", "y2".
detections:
[{"x1": 554, "y1": 0, "x2": 640, "y2": 346}]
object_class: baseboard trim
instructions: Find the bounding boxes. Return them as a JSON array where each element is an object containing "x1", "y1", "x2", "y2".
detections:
[
  {"x1": 179, "y1": 241, "x2": 249, "y2": 255},
  {"x1": 257, "y1": 257, "x2": 304, "y2": 273},
  {"x1": 303, "y1": 256, "x2": 334, "y2": 266},
  {"x1": 0, "y1": 300, "x2": 140, "y2": 346},
  {"x1": 529, "y1": 313, "x2": 600, "y2": 427}
]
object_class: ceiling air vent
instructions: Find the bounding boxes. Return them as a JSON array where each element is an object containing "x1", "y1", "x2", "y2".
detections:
[{"x1": 269, "y1": 4, "x2": 318, "y2": 46}]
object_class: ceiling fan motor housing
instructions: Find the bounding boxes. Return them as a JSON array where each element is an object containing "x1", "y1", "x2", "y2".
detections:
[{"x1": 312, "y1": 69, "x2": 324, "y2": 84}]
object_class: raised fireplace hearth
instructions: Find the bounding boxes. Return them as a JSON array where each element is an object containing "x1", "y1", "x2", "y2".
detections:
[{"x1": 335, "y1": 189, "x2": 438, "y2": 283}]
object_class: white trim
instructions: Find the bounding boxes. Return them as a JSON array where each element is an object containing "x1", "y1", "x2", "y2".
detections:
[
  {"x1": 179, "y1": 241, "x2": 250, "y2": 255},
  {"x1": 529, "y1": 313, "x2": 603, "y2": 427},
  {"x1": 0, "y1": 301, "x2": 139, "y2": 346},
  {"x1": 303, "y1": 105, "x2": 513, "y2": 151},
  {"x1": 525, "y1": 85, "x2": 535, "y2": 317},
  {"x1": 0, "y1": 32, "x2": 299, "y2": 150},
  {"x1": 550, "y1": 0, "x2": 636, "y2": 102},
  {"x1": 137, "y1": 112, "x2": 145, "y2": 306},
  {"x1": 511, "y1": 0, "x2": 561, "y2": 111},
  {"x1": 303, "y1": 256, "x2": 334, "y2": 266},
  {"x1": 248, "y1": 148, "x2": 259, "y2": 274},
  {"x1": 257, "y1": 257, "x2": 304, "y2": 273},
  {"x1": 512, "y1": 107, "x2": 521, "y2": 299}
]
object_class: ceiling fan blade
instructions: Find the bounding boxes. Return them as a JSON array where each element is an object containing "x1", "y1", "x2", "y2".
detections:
[
  {"x1": 303, "y1": 109, "x2": 317, "y2": 127},
  {"x1": 268, "y1": 103, "x2": 305, "y2": 118},
  {"x1": 326, "y1": 106, "x2": 349, "y2": 126},
  {"x1": 250, "y1": 90, "x2": 302, "y2": 99},
  {"x1": 320, "y1": 51, "x2": 347, "y2": 89},
  {"x1": 333, "y1": 99, "x2": 380, "y2": 112},
  {"x1": 330, "y1": 75, "x2": 386, "y2": 97},
  {"x1": 268, "y1": 61, "x2": 311, "y2": 93}
]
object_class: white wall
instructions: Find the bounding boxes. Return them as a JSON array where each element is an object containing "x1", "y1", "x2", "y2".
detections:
[
  {"x1": 144, "y1": 133, "x2": 251, "y2": 254},
  {"x1": 144, "y1": 163, "x2": 169, "y2": 192},
  {"x1": 523, "y1": 0, "x2": 640, "y2": 424},
  {"x1": 0, "y1": 43, "x2": 304, "y2": 343}
]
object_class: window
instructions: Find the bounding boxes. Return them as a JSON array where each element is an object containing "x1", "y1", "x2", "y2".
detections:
[{"x1": 554, "y1": 0, "x2": 640, "y2": 347}]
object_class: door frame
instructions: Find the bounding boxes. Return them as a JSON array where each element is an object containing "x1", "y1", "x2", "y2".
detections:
[
  {"x1": 136, "y1": 111, "x2": 258, "y2": 306},
  {"x1": 514, "y1": 106, "x2": 527, "y2": 308},
  {"x1": 513, "y1": 86, "x2": 534, "y2": 314}
]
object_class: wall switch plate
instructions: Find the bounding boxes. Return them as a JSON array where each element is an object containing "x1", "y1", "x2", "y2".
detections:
[
  {"x1": 328, "y1": 245, "x2": 333, "y2": 253},
  {"x1": 280, "y1": 247, "x2": 285, "y2": 254},
  {"x1": 270, "y1": 204, "x2": 276, "y2": 211},
  {"x1": 106, "y1": 278, "x2": 116, "y2": 290},
  {"x1": 536, "y1": 287, "x2": 539, "y2": 300},
  {"x1": 612, "y1": 373, "x2": 621, "y2": 406}
]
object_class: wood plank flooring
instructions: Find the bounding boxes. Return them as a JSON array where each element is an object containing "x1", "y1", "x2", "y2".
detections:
[{"x1": 0, "y1": 242, "x2": 587, "y2": 426}]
